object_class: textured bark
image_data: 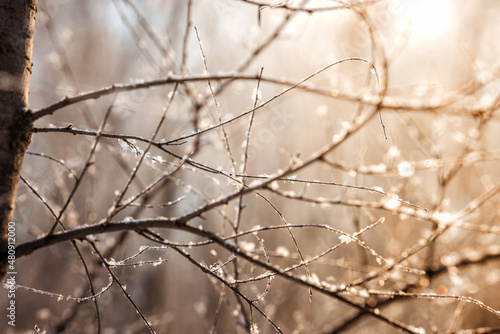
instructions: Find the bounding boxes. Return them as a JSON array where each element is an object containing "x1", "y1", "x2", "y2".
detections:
[{"x1": 0, "y1": 0, "x2": 37, "y2": 279}]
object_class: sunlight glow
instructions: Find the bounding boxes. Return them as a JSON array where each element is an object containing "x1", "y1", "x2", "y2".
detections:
[{"x1": 409, "y1": 0, "x2": 452, "y2": 39}]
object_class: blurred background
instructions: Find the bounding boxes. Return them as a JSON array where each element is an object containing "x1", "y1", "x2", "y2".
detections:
[{"x1": 3, "y1": 0, "x2": 500, "y2": 333}]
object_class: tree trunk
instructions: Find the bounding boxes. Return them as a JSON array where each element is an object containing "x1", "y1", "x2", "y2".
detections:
[{"x1": 0, "y1": 0, "x2": 37, "y2": 279}]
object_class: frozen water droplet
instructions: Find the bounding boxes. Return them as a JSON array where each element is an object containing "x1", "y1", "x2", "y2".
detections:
[
  {"x1": 316, "y1": 104, "x2": 328, "y2": 116},
  {"x1": 370, "y1": 186, "x2": 385, "y2": 194},
  {"x1": 251, "y1": 87, "x2": 262, "y2": 103},
  {"x1": 276, "y1": 246, "x2": 289, "y2": 257},
  {"x1": 383, "y1": 194, "x2": 401, "y2": 210},
  {"x1": 339, "y1": 234, "x2": 354, "y2": 243},
  {"x1": 387, "y1": 146, "x2": 400, "y2": 159},
  {"x1": 397, "y1": 161, "x2": 415, "y2": 178}
]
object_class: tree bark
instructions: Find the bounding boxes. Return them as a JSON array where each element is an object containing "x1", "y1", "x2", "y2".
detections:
[{"x1": 0, "y1": 0, "x2": 37, "y2": 279}]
